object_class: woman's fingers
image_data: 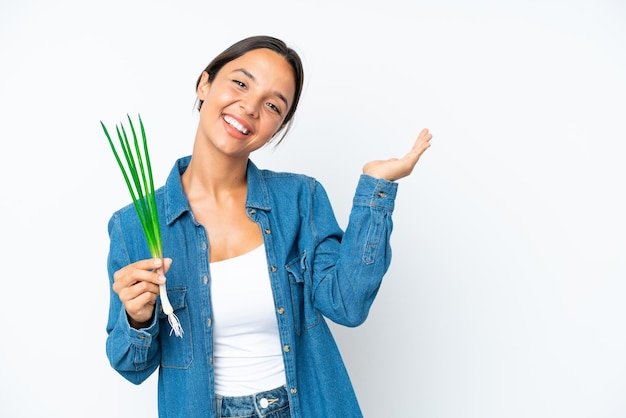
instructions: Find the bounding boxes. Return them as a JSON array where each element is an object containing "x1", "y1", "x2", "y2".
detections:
[
  {"x1": 362, "y1": 128, "x2": 433, "y2": 181},
  {"x1": 408, "y1": 128, "x2": 433, "y2": 160},
  {"x1": 113, "y1": 258, "x2": 168, "y2": 290},
  {"x1": 111, "y1": 257, "x2": 172, "y2": 326}
]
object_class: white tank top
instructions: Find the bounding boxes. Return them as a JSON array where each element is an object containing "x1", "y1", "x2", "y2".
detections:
[{"x1": 209, "y1": 244, "x2": 286, "y2": 396}]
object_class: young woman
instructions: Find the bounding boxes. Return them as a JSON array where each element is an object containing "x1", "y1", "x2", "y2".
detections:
[{"x1": 105, "y1": 35, "x2": 432, "y2": 418}]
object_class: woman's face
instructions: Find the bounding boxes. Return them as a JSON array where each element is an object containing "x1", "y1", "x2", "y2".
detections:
[{"x1": 196, "y1": 48, "x2": 296, "y2": 157}]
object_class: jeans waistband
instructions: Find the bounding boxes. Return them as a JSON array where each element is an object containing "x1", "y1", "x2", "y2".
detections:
[{"x1": 216, "y1": 385, "x2": 290, "y2": 418}]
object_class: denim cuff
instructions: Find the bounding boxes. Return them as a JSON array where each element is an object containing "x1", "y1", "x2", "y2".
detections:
[
  {"x1": 119, "y1": 307, "x2": 157, "y2": 347},
  {"x1": 353, "y1": 174, "x2": 398, "y2": 211}
]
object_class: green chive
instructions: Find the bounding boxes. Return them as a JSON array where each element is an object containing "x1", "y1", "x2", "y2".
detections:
[{"x1": 101, "y1": 114, "x2": 183, "y2": 337}]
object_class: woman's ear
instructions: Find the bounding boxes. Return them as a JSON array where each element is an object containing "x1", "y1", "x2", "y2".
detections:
[{"x1": 197, "y1": 71, "x2": 211, "y2": 99}]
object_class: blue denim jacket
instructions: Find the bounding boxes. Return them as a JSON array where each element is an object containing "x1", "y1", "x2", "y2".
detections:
[{"x1": 106, "y1": 156, "x2": 398, "y2": 418}]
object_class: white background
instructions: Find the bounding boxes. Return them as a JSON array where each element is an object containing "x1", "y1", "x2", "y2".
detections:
[{"x1": 1, "y1": 1, "x2": 625, "y2": 417}]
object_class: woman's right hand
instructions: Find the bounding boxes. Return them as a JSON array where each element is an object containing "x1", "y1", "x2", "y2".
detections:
[{"x1": 112, "y1": 258, "x2": 172, "y2": 329}]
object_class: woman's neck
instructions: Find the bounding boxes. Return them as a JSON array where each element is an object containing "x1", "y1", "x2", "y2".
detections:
[{"x1": 182, "y1": 144, "x2": 249, "y2": 203}]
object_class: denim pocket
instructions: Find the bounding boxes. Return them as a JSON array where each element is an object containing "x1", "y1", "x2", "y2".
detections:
[
  {"x1": 286, "y1": 251, "x2": 321, "y2": 336},
  {"x1": 157, "y1": 287, "x2": 193, "y2": 369}
]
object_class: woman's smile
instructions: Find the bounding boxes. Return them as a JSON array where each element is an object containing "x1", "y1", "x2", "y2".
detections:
[{"x1": 223, "y1": 114, "x2": 251, "y2": 138}]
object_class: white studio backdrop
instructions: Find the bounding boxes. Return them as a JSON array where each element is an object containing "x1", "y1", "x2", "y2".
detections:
[{"x1": 1, "y1": 0, "x2": 625, "y2": 417}]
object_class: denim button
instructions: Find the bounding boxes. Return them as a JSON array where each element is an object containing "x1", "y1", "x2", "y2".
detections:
[{"x1": 260, "y1": 398, "x2": 269, "y2": 408}]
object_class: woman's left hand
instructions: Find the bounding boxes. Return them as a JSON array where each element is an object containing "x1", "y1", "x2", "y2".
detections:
[{"x1": 362, "y1": 128, "x2": 432, "y2": 181}]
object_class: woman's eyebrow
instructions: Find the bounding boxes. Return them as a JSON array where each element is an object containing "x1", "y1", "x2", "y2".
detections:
[{"x1": 233, "y1": 68, "x2": 290, "y2": 109}]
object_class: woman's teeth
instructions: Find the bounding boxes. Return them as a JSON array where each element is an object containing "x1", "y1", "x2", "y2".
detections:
[{"x1": 224, "y1": 115, "x2": 249, "y2": 135}]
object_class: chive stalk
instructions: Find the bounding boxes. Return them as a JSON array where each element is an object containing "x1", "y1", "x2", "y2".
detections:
[{"x1": 101, "y1": 114, "x2": 183, "y2": 338}]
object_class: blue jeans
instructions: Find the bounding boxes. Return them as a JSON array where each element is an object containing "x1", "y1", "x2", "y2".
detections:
[{"x1": 215, "y1": 386, "x2": 291, "y2": 418}]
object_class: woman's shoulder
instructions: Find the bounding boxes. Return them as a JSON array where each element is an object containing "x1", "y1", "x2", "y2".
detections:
[
  {"x1": 109, "y1": 200, "x2": 136, "y2": 220},
  {"x1": 108, "y1": 185, "x2": 166, "y2": 219},
  {"x1": 256, "y1": 167, "x2": 325, "y2": 194},
  {"x1": 258, "y1": 167, "x2": 314, "y2": 182}
]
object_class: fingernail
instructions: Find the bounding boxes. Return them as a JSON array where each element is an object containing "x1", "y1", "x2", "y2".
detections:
[
  {"x1": 154, "y1": 258, "x2": 162, "y2": 267},
  {"x1": 159, "y1": 275, "x2": 166, "y2": 283}
]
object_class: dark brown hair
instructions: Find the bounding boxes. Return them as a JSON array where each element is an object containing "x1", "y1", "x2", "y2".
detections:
[{"x1": 195, "y1": 35, "x2": 304, "y2": 144}]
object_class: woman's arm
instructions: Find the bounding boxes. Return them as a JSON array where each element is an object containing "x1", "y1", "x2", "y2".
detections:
[
  {"x1": 105, "y1": 213, "x2": 163, "y2": 384},
  {"x1": 309, "y1": 129, "x2": 432, "y2": 326}
]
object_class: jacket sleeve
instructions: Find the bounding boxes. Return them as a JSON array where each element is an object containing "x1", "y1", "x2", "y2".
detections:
[
  {"x1": 310, "y1": 174, "x2": 398, "y2": 327},
  {"x1": 105, "y1": 212, "x2": 162, "y2": 384}
]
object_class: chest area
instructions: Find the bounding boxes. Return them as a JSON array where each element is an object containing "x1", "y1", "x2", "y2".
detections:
[{"x1": 190, "y1": 199, "x2": 263, "y2": 262}]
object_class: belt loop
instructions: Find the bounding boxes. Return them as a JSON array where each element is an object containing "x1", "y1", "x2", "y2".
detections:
[{"x1": 215, "y1": 395, "x2": 222, "y2": 418}]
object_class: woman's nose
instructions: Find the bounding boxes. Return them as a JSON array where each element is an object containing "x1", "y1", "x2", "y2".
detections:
[{"x1": 239, "y1": 98, "x2": 260, "y2": 118}]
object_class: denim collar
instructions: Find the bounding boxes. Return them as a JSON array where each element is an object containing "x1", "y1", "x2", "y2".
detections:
[{"x1": 163, "y1": 156, "x2": 271, "y2": 226}]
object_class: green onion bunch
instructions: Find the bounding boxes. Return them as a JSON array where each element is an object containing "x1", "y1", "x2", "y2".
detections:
[{"x1": 101, "y1": 114, "x2": 183, "y2": 338}]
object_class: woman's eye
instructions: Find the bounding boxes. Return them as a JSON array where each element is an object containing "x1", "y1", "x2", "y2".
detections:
[
  {"x1": 233, "y1": 79, "x2": 247, "y2": 88},
  {"x1": 267, "y1": 103, "x2": 281, "y2": 115}
]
